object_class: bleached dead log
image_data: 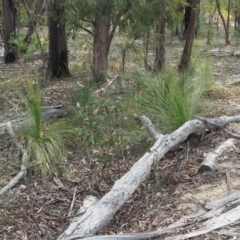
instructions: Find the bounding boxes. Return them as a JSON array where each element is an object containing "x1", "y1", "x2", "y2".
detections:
[
  {"x1": 218, "y1": 229, "x2": 240, "y2": 237},
  {"x1": 165, "y1": 205, "x2": 240, "y2": 240},
  {"x1": 0, "y1": 105, "x2": 71, "y2": 136},
  {"x1": 198, "y1": 138, "x2": 235, "y2": 173},
  {"x1": 65, "y1": 228, "x2": 176, "y2": 240},
  {"x1": 166, "y1": 189, "x2": 240, "y2": 229},
  {"x1": 66, "y1": 190, "x2": 240, "y2": 240},
  {"x1": 0, "y1": 122, "x2": 29, "y2": 195},
  {"x1": 57, "y1": 115, "x2": 240, "y2": 240},
  {"x1": 195, "y1": 115, "x2": 240, "y2": 139},
  {"x1": 140, "y1": 116, "x2": 163, "y2": 140}
]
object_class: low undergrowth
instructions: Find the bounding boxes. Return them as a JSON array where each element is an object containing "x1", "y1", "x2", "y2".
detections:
[
  {"x1": 135, "y1": 58, "x2": 213, "y2": 134},
  {"x1": 15, "y1": 80, "x2": 76, "y2": 178}
]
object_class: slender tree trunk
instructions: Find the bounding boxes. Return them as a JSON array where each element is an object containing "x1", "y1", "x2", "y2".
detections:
[
  {"x1": 154, "y1": 17, "x2": 166, "y2": 71},
  {"x1": 92, "y1": 16, "x2": 111, "y2": 83},
  {"x1": 226, "y1": 0, "x2": 231, "y2": 40},
  {"x1": 237, "y1": 13, "x2": 240, "y2": 36},
  {"x1": 2, "y1": 0, "x2": 17, "y2": 63},
  {"x1": 183, "y1": 0, "x2": 192, "y2": 38},
  {"x1": 23, "y1": 0, "x2": 46, "y2": 44},
  {"x1": 178, "y1": 0, "x2": 200, "y2": 71},
  {"x1": 143, "y1": 30, "x2": 151, "y2": 70},
  {"x1": 216, "y1": 0, "x2": 230, "y2": 45},
  {"x1": 46, "y1": 1, "x2": 70, "y2": 79},
  {"x1": 0, "y1": 25, "x2": 3, "y2": 40}
]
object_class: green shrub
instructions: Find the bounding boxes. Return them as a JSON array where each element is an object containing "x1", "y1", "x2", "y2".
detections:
[{"x1": 72, "y1": 85, "x2": 139, "y2": 165}]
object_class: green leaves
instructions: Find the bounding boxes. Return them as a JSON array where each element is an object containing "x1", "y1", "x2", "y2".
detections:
[{"x1": 73, "y1": 85, "x2": 138, "y2": 165}]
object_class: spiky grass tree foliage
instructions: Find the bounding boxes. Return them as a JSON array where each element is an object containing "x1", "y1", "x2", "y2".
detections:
[
  {"x1": 136, "y1": 63, "x2": 212, "y2": 134},
  {"x1": 16, "y1": 80, "x2": 75, "y2": 178}
]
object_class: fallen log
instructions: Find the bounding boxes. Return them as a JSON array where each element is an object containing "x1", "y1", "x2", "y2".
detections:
[
  {"x1": 166, "y1": 204, "x2": 240, "y2": 240},
  {"x1": 0, "y1": 105, "x2": 71, "y2": 136},
  {"x1": 198, "y1": 138, "x2": 236, "y2": 173},
  {"x1": 57, "y1": 115, "x2": 240, "y2": 240}
]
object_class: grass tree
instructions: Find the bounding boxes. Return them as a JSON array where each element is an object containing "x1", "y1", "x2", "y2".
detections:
[
  {"x1": 216, "y1": 0, "x2": 231, "y2": 45},
  {"x1": 15, "y1": 80, "x2": 76, "y2": 178}
]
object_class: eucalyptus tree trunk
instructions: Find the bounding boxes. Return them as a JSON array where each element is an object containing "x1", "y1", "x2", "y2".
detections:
[
  {"x1": 178, "y1": 0, "x2": 200, "y2": 71},
  {"x1": 2, "y1": 0, "x2": 17, "y2": 63},
  {"x1": 154, "y1": 17, "x2": 166, "y2": 71},
  {"x1": 46, "y1": 1, "x2": 70, "y2": 79},
  {"x1": 92, "y1": 15, "x2": 112, "y2": 83},
  {"x1": 183, "y1": 0, "x2": 192, "y2": 38}
]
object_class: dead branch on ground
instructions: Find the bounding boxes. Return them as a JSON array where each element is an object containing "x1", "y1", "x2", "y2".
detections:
[
  {"x1": 198, "y1": 138, "x2": 235, "y2": 173},
  {"x1": 57, "y1": 115, "x2": 240, "y2": 240},
  {"x1": 0, "y1": 122, "x2": 28, "y2": 195}
]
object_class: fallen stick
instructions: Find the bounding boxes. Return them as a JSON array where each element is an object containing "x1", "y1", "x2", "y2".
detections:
[
  {"x1": 0, "y1": 122, "x2": 29, "y2": 195},
  {"x1": 57, "y1": 115, "x2": 240, "y2": 240},
  {"x1": 198, "y1": 138, "x2": 235, "y2": 173}
]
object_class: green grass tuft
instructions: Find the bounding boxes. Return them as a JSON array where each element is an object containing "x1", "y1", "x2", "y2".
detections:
[
  {"x1": 15, "y1": 80, "x2": 76, "y2": 178},
  {"x1": 136, "y1": 61, "x2": 212, "y2": 134}
]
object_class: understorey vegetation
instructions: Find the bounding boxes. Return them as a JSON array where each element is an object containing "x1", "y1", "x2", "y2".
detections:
[{"x1": 1, "y1": 0, "x2": 240, "y2": 239}]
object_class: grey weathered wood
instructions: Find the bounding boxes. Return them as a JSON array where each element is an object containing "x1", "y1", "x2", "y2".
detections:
[
  {"x1": 66, "y1": 190, "x2": 240, "y2": 240},
  {"x1": 219, "y1": 229, "x2": 240, "y2": 237},
  {"x1": 0, "y1": 122, "x2": 29, "y2": 195},
  {"x1": 57, "y1": 115, "x2": 240, "y2": 240},
  {"x1": 166, "y1": 205, "x2": 240, "y2": 240},
  {"x1": 140, "y1": 116, "x2": 163, "y2": 140},
  {"x1": 0, "y1": 105, "x2": 71, "y2": 135},
  {"x1": 198, "y1": 138, "x2": 235, "y2": 173},
  {"x1": 65, "y1": 228, "x2": 176, "y2": 240}
]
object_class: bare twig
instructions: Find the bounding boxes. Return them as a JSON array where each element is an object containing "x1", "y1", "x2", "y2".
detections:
[
  {"x1": 30, "y1": 214, "x2": 45, "y2": 236},
  {"x1": 68, "y1": 187, "x2": 77, "y2": 217},
  {"x1": 79, "y1": 26, "x2": 94, "y2": 36},
  {"x1": 225, "y1": 169, "x2": 231, "y2": 193}
]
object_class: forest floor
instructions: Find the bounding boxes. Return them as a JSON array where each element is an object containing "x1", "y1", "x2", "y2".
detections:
[{"x1": 1, "y1": 30, "x2": 240, "y2": 240}]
